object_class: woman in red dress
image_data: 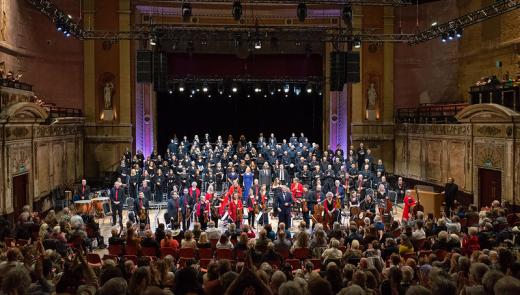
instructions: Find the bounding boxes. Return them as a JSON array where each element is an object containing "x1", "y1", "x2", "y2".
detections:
[
  {"x1": 402, "y1": 190, "x2": 416, "y2": 221},
  {"x1": 228, "y1": 192, "x2": 243, "y2": 227}
]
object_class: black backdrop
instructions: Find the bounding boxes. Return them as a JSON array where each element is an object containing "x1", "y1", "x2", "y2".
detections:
[{"x1": 156, "y1": 91, "x2": 322, "y2": 154}]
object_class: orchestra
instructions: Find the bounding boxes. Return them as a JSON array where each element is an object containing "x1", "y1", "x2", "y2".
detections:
[{"x1": 109, "y1": 135, "x2": 413, "y2": 232}]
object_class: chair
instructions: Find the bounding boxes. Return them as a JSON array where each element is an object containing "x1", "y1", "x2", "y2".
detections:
[
  {"x1": 309, "y1": 258, "x2": 322, "y2": 271},
  {"x1": 216, "y1": 248, "x2": 233, "y2": 260},
  {"x1": 199, "y1": 258, "x2": 212, "y2": 270},
  {"x1": 179, "y1": 247, "x2": 195, "y2": 259},
  {"x1": 124, "y1": 255, "x2": 137, "y2": 264},
  {"x1": 286, "y1": 258, "x2": 301, "y2": 270},
  {"x1": 275, "y1": 248, "x2": 290, "y2": 260},
  {"x1": 142, "y1": 247, "x2": 158, "y2": 257},
  {"x1": 4, "y1": 238, "x2": 15, "y2": 248},
  {"x1": 269, "y1": 259, "x2": 281, "y2": 269},
  {"x1": 293, "y1": 248, "x2": 310, "y2": 260},
  {"x1": 402, "y1": 252, "x2": 416, "y2": 261},
  {"x1": 125, "y1": 243, "x2": 138, "y2": 256},
  {"x1": 235, "y1": 249, "x2": 246, "y2": 261},
  {"x1": 17, "y1": 239, "x2": 30, "y2": 246},
  {"x1": 392, "y1": 229, "x2": 402, "y2": 238},
  {"x1": 230, "y1": 237, "x2": 238, "y2": 245},
  {"x1": 418, "y1": 250, "x2": 432, "y2": 258},
  {"x1": 103, "y1": 254, "x2": 119, "y2": 262},
  {"x1": 160, "y1": 247, "x2": 176, "y2": 258},
  {"x1": 86, "y1": 253, "x2": 102, "y2": 267},
  {"x1": 108, "y1": 244, "x2": 124, "y2": 256},
  {"x1": 210, "y1": 239, "x2": 219, "y2": 249},
  {"x1": 413, "y1": 238, "x2": 426, "y2": 251},
  {"x1": 435, "y1": 249, "x2": 448, "y2": 261},
  {"x1": 198, "y1": 248, "x2": 213, "y2": 259}
]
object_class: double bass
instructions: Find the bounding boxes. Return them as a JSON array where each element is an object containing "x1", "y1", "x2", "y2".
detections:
[
  {"x1": 312, "y1": 203, "x2": 324, "y2": 226},
  {"x1": 236, "y1": 200, "x2": 243, "y2": 224},
  {"x1": 412, "y1": 187, "x2": 424, "y2": 218}
]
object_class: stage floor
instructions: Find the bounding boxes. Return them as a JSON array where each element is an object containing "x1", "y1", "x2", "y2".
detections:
[{"x1": 94, "y1": 204, "x2": 404, "y2": 252}]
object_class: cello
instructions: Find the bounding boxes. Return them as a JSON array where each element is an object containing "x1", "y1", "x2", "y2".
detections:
[
  {"x1": 312, "y1": 203, "x2": 324, "y2": 226},
  {"x1": 411, "y1": 187, "x2": 424, "y2": 218}
]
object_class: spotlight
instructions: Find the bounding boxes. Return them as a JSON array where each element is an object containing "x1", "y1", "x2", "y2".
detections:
[
  {"x1": 179, "y1": 84, "x2": 185, "y2": 92},
  {"x1": 441, "y1": 33, "x2": 448, "y2": 43},
  {"x1": 342, "y1": 6, "x2": 353, "y2": 25},
  {"x1": 169, "y1": 89, "x2": 173, "y2": 94},
  {"x1": 208, "y1": 94, "x2": 212, "y2": 98},
  {"x1": 294, "y1": 86, "x2": 301, "y2": 96},
  {"x1": 67, "y1": 14, "x2": 73, "y2": 19},
  {"x1": 277, "y1": 88, "x2": 281, "y2": 92},
  {"x1": 306, "y1": 83, "x2": 313, "y2": 94},
  {"x1": 254, "y1": 83, "x2": 262, "y2": 93},
  {"x1": 149, "y1": 37, "x2": 156, "y2": 46},
  {"x1": 189, "y1": 94, "x2": 193, "y2": 98},
  {"x1": 448, "y1": 31, "x2": 455, "y2": 40},
  {"x1": 65, "y1": 32, "x2": 71, "y2": 37},
  {"x1": 202, "y1": 83, "x2": 209, "y2": 93},
  {"x1": 353, "y1": 37, "x2": 361, "y2": 49},
  {"x1": 283, "y1": 84, "x2": 290, "y2": 93},
  {"x1": 431, "y1": 22, "x2": 438, "y2": 27},
  {"x1": 264, "y1": 94, "x2": 267, "y2": 98},
  {"x1": 254, "y1": 39, "x2": 262, "y2": 50},
  {"x1": 297, "y1": 2, "x2": 307, "y2": 22},
  {"x1": 247, "y1": 94, "x2": 251, "y2": 98},
  {"x1": 191, "y1": 89, "x2": 195, "y2": 94},
  {"x1": 232, "y1": 1, "x2": 242, "y2": 21},
  {"x1": 228, "y1": 94, "x2": 232, "y2": 98},
  {"x1": 456, "y1": 28, "x2": 463, "y2": 38},
  {"x1": 56, "y1": 22, "x2": 63, "y2": 32},
  {"x1": 285, "y1": 94, "x2": 288, "y2": 98},
  {"x1": 217, "y1": 84, "x2": 224, "y2": 95},
  {"x1": 182, "y1": 2, "x2": 192, "y2": 20},
  {"x1": 231, "y1": 83, "x2": 238, "y2": 93}
]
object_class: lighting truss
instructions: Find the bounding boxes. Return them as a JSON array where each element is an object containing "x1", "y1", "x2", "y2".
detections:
[
  {"x1": 137, "y1": 0, "x2": 412, "y2": 6},
  {"x1": 409, "y1": 0, "x2": 520, "y2": 45},
  {"x1": 83, "y1": 25, "x2": 413, "y2": 43},
  {"x1": 25, "y1": 0, "x2": 86, "y2": 39}
]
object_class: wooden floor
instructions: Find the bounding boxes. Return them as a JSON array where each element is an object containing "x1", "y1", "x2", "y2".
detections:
[{"x1": 96, "y1": 204, "x2": 405, "y2": 245}]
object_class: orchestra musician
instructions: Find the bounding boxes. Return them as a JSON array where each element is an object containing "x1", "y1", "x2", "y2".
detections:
[
  {"x1": 228, "y1": 192, "x2": 243, "y2": 227},
  {"x1": 220, "y1": 180, "x2": 242, "y2": 216},
  {"x1": 323, "y1": 192, "x2": 338, "y2": 230},
  {"x1": 333, "y1": 180, "x2": 345, "y2": 208},
  {"x1": 129, "y1": 169, "x2": 139, "y2": 199},
  {"x1": 166, "y1": 191, "x2": 181, "y2": 226},
  {"x1": 180, "y1": 188, "x2": 195, "y2": 231},
  {"x1": 188, "y1": 181, "x2": 201, "y2": 203},
  {"x1": 246, "y1": 188, "x2": 257, "y2": 228},
  {"x1": 276, "y1": 186, "x2": 293, "y2": 227},
  {"x1": 195, "y1": 197, "x2": 210, "y2": 230},
  {"x1": 302, "y1": 185, "x2": 315, "y2": 228},
  {"x1": 355, "y1": 174, "x2": 367, "y2": 199},
  {"x1": 110, "y1": 181, "x2": 125, "y2": 226},
  {"x1": 362, "y1": 194, "x2": 376, "y2": 215},
  {"x1": 396, "y1": 177, "x2": 406, "y2": 203},
  {"x1": 73, "y1": 179, "x2": 91, "y2": 202},
  {"x1": 258, "y1": 185, "x2": 269, "y2": 226},
  {"x1": 290, "y1": 178, "x2": 304, "y2": 217},
  {"x1": 134, "y1": 191, "x2": 150, "y2": 225},
  {"x1": 402, "y1": 189, "x2": 416, "y2": 221}
]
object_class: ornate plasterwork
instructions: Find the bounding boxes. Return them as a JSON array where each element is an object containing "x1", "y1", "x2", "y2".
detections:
[
  {"x1": 455, "y1": 103, "x2": 520, "y2": 123},
  {"x1": 396, "y1": 123, "x2": 471, "y2": 137},
  {"x1": 0, "y1": 102, "x2": 48, "y2": 123}
]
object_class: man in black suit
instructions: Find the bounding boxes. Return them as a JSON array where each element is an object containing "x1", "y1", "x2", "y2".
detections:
[
  {"x1": 442, "y1": 177, "x2": 458, "y2": 216},
  {"x1": 110, "y1": 181, "x2": 125, "y2": 226},
  {"x1": 276, "y1": 186, "x2": 293, "y2": 228},
  {"x1": 73, "y1": 179, "x2": 91, "y2": 201},
  {"x1": 134, "y1": 191, "x2": 150, "y2": 225}
]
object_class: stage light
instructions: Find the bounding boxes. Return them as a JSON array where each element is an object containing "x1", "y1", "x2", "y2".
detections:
[
  {"x1": 441, "y1": 33, "x2": 448, "y2": 42},
  {"x1": 65, "y1": 32, "x2": 71, "y2": 37},
  {"x1": 254, "y1": 39, "x2": 262, "y2": 50},
  {"x1": 285, "y1": 94, "x2": 289, "y2": 98},
  {"x1": 353, "y1": 37, "x2": 361, "y2": 49},
  {"x1": 297, "y1": 2, "x2": 307, "y2": 22},
  {"x1": 306, "y1": 83, "x2": 313, "y2": 94},
  {"x1": 431, "y1": 21, "x2": 438, "y2": 27},
  {"x1": 149, "y1": 37, "x2": 156, "y2": 46},
  {"x1": 202, "y1": 83, "x2": 209, "y2": 93},
  {"x1": 264, "y1": 94, "x2": 267, "y2": 98},
  {"x1": 67, "y1": 14, "x2": 72, "y2": 19},
  {"x1": 277, "y1": 88, "x2": 281, "y2": 92},
  {"x1": 448, "y1": 31, "x2": 455, "y2": 40},
  {"x1": 208, "y1": 94, "x2": 212, "y2": 98},
  {"x1": 169, "y1": 89, "x2": 173, "y2": 94},
  {"x1": 456, "y1": 28, "x2": 463, "y2": 38},
  {"x1": 189, "y1": 94, "x2": 193, "y2": 98},
  {"x1": 247, "y1": 94, "x2": 251, "y2": 98},
  {"x1": 228, "y1": 94, "x2": 232, "y2": 98},
  {"x1": 182, "y1": 2, "x2": 192, "y2": 20},
  {"x1": 283, "y1": 84, "x2": 290, "y2": 93},
  {"x1": 178, "y1": 82, "x2": 185, "y2": 92},
  {"x1": 254, "y1": 84, "x2": 262, "y2": 93},
  {"x1": 191, "y1": 89, "x2": 195, "y2": 94},
  {"x1": 217, "y1": 84, "x2": 224, "y2": 95},
  {"x1": 232, "y1": 1, "x2": 242, "y2": 21},
  {"x1": 342, "y1": 6, "x2": 352, "y2": 25},
  {"x1": 231, "y1": 83, "x2": 238, "y2": 93},
  {"x1": 294, "y1": 86, "x2": 301, "y2": 96},
  {"x1": 56, "y1": 21, "x2": 63, "y2": 32}
]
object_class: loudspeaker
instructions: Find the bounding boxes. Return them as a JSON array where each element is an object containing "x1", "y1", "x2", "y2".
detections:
[
  {"x1": 153, "y1": 51, "x2": 168, "y2": 91},
  {"x1": 136, "y1": 50, "x2": 153, "y2": 83},
  {"x1": 330, "y1": 52, "x2": 346, "y2": 91},
  {"x1": 346, "y1": 52, "x2": 360, "y2": 83}
]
